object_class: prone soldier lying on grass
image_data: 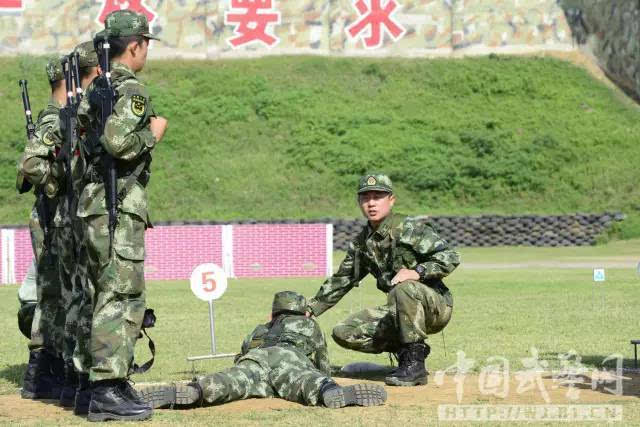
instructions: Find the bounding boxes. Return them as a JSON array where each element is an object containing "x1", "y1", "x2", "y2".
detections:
[{"x1": 139, "y1": 291, "x2": 387, "y2": 409}]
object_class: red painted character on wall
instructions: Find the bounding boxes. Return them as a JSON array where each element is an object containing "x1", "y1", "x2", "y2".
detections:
[
  {"x1": 346, "y1": 0, "x2": 406, "y2": 49},
  {"x1": 0, "y1": 0, "x2": 23, "y2": 10},
  {"x1": 96, "y1": 0, "x2": 156, "y2": 25},
  {"x1": 224, "y1": 0, "x2": 281, "y2": 48}
]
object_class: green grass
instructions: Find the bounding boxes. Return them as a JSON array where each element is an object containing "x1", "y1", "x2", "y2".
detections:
[
  {"x1": 2, "y1": 242, "x2": 640, "y2": 424},
  {"x1": 2, "y1": 55, "x2": 640, "y2": 238}
]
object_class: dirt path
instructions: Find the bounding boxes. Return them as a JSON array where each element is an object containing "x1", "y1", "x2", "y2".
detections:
[{"x1": 1, "y1": 373, "x2": 637, "y2": 423}]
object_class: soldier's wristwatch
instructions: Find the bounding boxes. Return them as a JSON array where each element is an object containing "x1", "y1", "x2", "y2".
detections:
[{"x1": 414, "y1": 264, "x2": 427, "y2": 281}]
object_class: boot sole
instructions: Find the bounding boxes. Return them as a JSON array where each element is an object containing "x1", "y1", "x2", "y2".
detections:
[
  {"x1": 138, "y1": 384, "x2": 201, "y2": 409},
  {"x1": 87, "y1": 410, "x2": 152, "y2": 422},
  {"x1": 384, "y1": 375, "x2": 428, "y2": 387},
  {"x1": 324, "y1": 383, "x2": 387, "y2": 409}
]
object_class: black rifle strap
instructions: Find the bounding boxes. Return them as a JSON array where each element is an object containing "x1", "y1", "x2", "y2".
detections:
[
  {"x1": 117, "y1": 155, "x2": 150, "y2": 203},
  {"x1": 131, "y1": 327, "x2": 155, "y2": 374}
]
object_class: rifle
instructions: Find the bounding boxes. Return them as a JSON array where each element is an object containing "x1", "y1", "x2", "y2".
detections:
[
  {"x1": 58, "y1": 53, "x2": 81, "y2": 258},
  {"x1": 17, "y1": 80, "x2": 35, "y2": 194},
  {"x1": 19, "y1": 80, "x2": 52, "y2": 264},
  {"x1": 92, "y1": 35, "x2": 118, "y2": 256}
]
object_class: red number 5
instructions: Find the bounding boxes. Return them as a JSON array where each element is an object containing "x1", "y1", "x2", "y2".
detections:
[{"x1": 202, "y1": 272, "x2": 217, "y2": 292}]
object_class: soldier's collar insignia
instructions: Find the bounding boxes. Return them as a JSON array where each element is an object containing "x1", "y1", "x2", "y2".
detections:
[
  {"x1": 131, "y1": 94, "x2": 146, "y2": 117},
  {"x1": 367, "y1": 176, "x2": 377, "y2": 186},
  {"x1": 42, "y1": 130, "x2": 56, "y2": 146}
]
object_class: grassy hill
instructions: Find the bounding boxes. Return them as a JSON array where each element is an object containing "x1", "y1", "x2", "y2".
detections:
[{"x1": 1, "y1": 54, "x2": 639, "y2": 237}]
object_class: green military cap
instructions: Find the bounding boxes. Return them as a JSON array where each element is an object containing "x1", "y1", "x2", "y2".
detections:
[
  {"x1": 272, "y1": 291, "x2": 307, "y2": 315},
  {"x1": 357, "y1": 173, "x2": 393, "y2": 194},
  {"x1": 45, "y1": 57, "x2": 64, "y2": 83},
  {"x1": 104, "y1": 10, "x2": 160, "y2": 40},
  {"x1": 74, "y1": 41, "x2": 98, "y2": 68}
]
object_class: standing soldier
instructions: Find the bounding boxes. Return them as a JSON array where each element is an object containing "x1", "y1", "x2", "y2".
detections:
[
  {"x1": 139, "y1": 291, "x2": 387, "y2": 409},
  {"x1": 56, "y1": 41, "x2": 101, "y2": 413},
  {"x1": 76, "y1": 10, "x2": 167, "y2": 422},
  {"x1": 306, "y1": 173, "x2": 460, "y2": 387},
  {"x1": 19, "y1": 58, "x2": 67, "y2": 400}
]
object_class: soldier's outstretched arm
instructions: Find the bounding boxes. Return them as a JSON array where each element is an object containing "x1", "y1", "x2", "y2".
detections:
[
  {"x1": 311, "y1": 321, "x2": 331, "y2": 376},
  {"x1": 103, "y1": 82, "x2": 157, "y2": 161},
  {"x1": 408, "y1": 223, "x2": 461, "y2": 280},
  {"x1": 306, "y1": 242, "x2": 366, "y2": 317}
]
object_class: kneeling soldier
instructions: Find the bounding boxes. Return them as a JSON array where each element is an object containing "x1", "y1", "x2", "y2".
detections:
[
  {"x1": 306, "y1": 173, "x2": 460, "y2": 386},
  {"x1": 140, "y1": 291, "x2": 387, "y2": 409}
]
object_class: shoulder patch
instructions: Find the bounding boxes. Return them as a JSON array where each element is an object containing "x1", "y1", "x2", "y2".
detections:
[
  {"x1": 42, "y1": 130, "x2": 57, "y2": 146},
  {"x1": 131, "y1": 94, "x2": 146, "y2": 117}
]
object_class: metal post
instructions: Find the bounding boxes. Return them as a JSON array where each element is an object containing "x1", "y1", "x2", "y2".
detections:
[{"x1": 208, "y1": 300, "x2": 216, "y2": 355}]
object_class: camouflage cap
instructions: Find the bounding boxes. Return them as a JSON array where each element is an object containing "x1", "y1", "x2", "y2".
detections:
[
  {"x1": 357, "y1": 173, "x2": 393, "y2": 194},
  {"x1": 74, "y1": 41, "x2": 98, "y2": 68},
  {"x1": 104, "y1": 10, "x2": 160, "y2": 40},
  {"x1": 45, "y1": 57, "x2": 64, "y2": 83},
  {"x1": 272, "y1": 291, "x2": 307, "y2": 314}
]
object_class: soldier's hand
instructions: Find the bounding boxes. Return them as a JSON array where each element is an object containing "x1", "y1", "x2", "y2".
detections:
[
  {"x1": 150, "y1": 116, "x2": 168, "y2": 142},
  {"x1": 390, "y1": 268, "x2": 420, "y2": 286},
  {"x1": 305, "y1": 311, "x2": 314, "y2": 318}
]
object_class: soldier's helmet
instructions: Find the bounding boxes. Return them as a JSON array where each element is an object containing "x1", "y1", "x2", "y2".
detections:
[
  {"x1": 45, "y1": 57, "x2": 64, "y2": 83},
  {"x1": 272, "y1": 291, "x2": 307, "y2": 315},
  {"x1": 357, "y1": 173, "x2": 393, "y2": 194},
  {"x1": 74, "y1": 41, "x2": 98, "y2": 68},
  {"x1": 104, "y1": 9, "x2": 160, "y2": 40}
]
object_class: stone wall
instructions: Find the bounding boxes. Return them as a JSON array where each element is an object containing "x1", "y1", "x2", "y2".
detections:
[
  {"x1": 0, "y1": 0, "x2": 573, "y2": 58},
  {"x1": 329, "y1": 212, "x2": 625, "y2": 249},
  {"x1": 560, "y1": 0, "x2": 640, "y2": 102}
]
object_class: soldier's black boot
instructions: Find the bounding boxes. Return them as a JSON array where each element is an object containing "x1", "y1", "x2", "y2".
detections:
[
  {"x1": 59, "y1": 361, "x2": 78, "y2": 407},
  {"x1": 385, "y1": 342, "x2": 430, "y2": 386},
  {"x1": 21, "y1": 349, "x2": 63, "y2": 399},
  {"x1": 139, "y1": 380, "x2": 203, "y2": 409},
  {"x1": 87, "y1": 379, "x2": 153, "y2": 422},
  {"x1": 74, "y1": 373, "x2": 91, "y2": 415},
  {"x1": 320, "y1": 380, "x2": 387, "y2": 408}
]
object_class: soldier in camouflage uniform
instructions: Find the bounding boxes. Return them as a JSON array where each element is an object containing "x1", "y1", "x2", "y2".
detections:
[
  {"x1": 139, "y1": 291, "x2": 386, "y2": 409},
  {"x1": 76, "y1": 10, "x2": 167, "y2": 422},
  {"x1": 306, "y1": 173, "x2": 460, "y2": 387},
  {"x1": 55, "y1": 41, "x2": 101, "y2": 412},
  {"x1": 19, "y1": 57, "x2": 68, "y2": 400}
]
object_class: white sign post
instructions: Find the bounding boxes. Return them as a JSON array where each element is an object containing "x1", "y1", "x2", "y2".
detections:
[
  {"x1": 187, "y1": 263, "x2": 236, "y2": 362},
  {"x1": 592, "y1": 268, "x2": 606, "y2": 311}
]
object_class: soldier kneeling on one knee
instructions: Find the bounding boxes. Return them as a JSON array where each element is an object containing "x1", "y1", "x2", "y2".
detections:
[{"x1": 306, "y1": 173, "x2": 460, "y2": 387}]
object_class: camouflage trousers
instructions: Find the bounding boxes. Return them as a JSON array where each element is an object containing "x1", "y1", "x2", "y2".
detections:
[
  {"x1": 56, "y1": 222, "x2": 78, "y2": 366},
  {"x1": 28, "y1": 206, "x2": 64, "y2": 356},
  {"x1": 84, "y1": 212, "x2": 146, "y2": 381},
  {"x1": 332, "y1": 280, "x2": 452, "y2": 353},
  {"x1": 73, "y1": 228, "x2": 94, "y2": 376},
  {"x1": 198, "y1": 347, "x2": 328, "y2": 406},
  {"x1": 57, "y1": 215, "x2": 94, "y2": 374}
]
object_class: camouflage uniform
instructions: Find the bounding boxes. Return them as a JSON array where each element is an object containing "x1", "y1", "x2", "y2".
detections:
[
  {"x1": 20, "y1": 77, "x2": 65, "y2": 356},
  {"x1": 141, "y1": 291, "x2": 386, "y2": 409},
  {"x1": 77, "y1": 37, "x2": 158, "y2": 383},
  {"x1": 198, "y1": 312, "x2": 331, "y2": 406},
  {"x1": 56, "y1": 41, "x2": 100, "y2": 379},
  {"x1": 307, "y1": 177, "x2": 460, "y2": 355}
]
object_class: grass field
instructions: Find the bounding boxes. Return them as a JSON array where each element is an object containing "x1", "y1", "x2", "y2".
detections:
[
  {"x1": 1, "y1": 242, "x2": 640, "y2": 425},
  {"x1": 2, "y1": 55, "x2": 640, "y2": 238}
]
